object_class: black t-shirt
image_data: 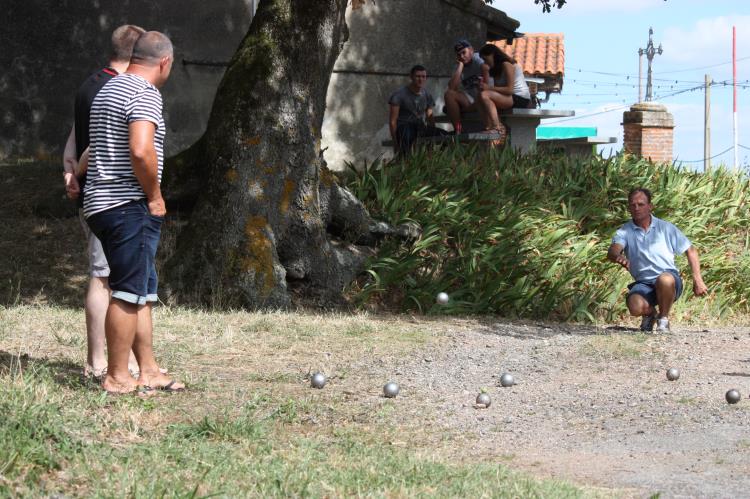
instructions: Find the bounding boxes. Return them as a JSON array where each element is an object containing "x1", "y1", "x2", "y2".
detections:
[{"x1": 73, "y1": 67, "x2": 117, "y2": 205}]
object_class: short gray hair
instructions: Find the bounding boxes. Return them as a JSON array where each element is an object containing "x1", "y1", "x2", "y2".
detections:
[
  {"x1": 131, "y1": 31, "x2": 173, "y2": 65},
  {"x1": 111, "y1": 25, "x2": 145, "y2": 62}
]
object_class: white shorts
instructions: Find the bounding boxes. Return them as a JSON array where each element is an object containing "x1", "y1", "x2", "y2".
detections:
[{"x1": 78, "y1": 209, "x2": 110, "y2": 278}]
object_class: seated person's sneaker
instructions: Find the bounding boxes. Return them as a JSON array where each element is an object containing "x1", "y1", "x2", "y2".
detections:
[
  {"x1": 656, "y1": 317, "x2": 670, "y2": 332},
  {"x1": 640, "y1": 314, "x2": 657, "y2": 332}
]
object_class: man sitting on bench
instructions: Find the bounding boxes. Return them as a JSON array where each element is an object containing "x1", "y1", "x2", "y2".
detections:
[
  {"x1": 388, "y1": 64, "x2": 444, "y2": 155},
  {"x1": 444, "y1": 38, "x2": 484, "y2": 134}
]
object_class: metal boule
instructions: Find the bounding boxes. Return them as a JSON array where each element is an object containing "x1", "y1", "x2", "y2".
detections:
[
  {"x1": 436, "y1": 292, "x2": 450, "y2": 305},
  {"x1": 726, "y1": 389, "x2": 741, "y2": 404},
  {"x1": 383, "y1": 381, "x2": 400, "y2": 398},
  {"x1": 311, "y1": 372, "x2": 326, "y2": 389},
  {"x1": 666, "y1": 368, "x2": 680, "y2": 381},
  {"x1": 476, "y1": 392, "x2": 491, "y2": 407},
  {"x1": 500, "y1": 373, "x2": 515, "y2": 387}
]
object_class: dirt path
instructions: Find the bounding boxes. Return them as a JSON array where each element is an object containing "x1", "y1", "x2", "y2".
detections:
[{"x1": 349, "y1": 320, "x2": 750, "y2": 498}]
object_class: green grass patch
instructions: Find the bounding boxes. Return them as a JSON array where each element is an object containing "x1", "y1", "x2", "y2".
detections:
[
  {"x1": 0, "y1": 357, "x2": 589, "y2": 498},
  {"x1": 346, "y1": 148, "x2": 750, "y2": 323}
]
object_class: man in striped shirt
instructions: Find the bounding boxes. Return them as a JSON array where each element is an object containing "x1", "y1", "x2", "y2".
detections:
[
  {"x1": 85, "y1": 31, "x2": 184, "y2": 395},
  {"x1": 62, "y1": 24, "x2": 145, "y2": 380}
]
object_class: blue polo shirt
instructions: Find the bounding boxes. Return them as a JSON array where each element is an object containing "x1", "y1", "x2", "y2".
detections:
[{"x1": 612, "y1": 215, "x2": 692, "y2": 282}]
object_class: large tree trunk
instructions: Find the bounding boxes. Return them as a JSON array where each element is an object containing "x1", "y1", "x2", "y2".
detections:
[{"x1": 162, "y1": 0, "x2": 370, "y2": 308}]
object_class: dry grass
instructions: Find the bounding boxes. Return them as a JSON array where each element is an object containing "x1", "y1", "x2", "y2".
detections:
[{"x1": 0, "y1": 305, "x2": 593, "y2": 497}]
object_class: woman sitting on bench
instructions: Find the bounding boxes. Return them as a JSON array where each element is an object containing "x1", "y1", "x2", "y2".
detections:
[{"x1": 476, "y1": 44, "x2": 531, "y2": 133}]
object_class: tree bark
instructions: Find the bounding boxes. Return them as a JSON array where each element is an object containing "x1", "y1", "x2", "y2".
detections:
[{"x1": 163, "y1": 0, "x2": 368, "y2": 308}]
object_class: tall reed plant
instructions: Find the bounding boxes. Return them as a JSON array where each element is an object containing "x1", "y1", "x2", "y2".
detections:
[{"x1": 347, "y1": 147, "x2": 750, "y2": 322}]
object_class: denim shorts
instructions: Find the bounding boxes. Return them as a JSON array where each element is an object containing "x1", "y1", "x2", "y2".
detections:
[
  {"x1": 86, "y1": 199, "x2": 162, "y2": 305},
  {"x1": 627, "y1": 269, "x2": 683, "y2": 307}
]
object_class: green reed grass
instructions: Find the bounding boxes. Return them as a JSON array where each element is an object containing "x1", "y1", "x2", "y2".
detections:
[{"x1": 347, "y1": 147, "x2": 750, "y2": 322}]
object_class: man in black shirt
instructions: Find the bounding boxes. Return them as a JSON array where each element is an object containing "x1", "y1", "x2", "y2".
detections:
[{"x1": 62, "y1": 24, "x2": 145, "y2": 379}]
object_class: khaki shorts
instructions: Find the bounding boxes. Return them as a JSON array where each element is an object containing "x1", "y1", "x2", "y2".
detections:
[{"x1": 79, "y1": 209, "x2": 110, "y2": 277}]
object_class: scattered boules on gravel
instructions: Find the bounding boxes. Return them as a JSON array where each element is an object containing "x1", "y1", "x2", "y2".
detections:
[
  {"x1": 476, "y1": 392, "x2": 491, "y2": 408},
  {"x1": 500, "y1": 373, "x2": 515, "y2": 387},
  {"x1": 725, "y1": 389, "x2": 741, "y2": 404},
  {"x1": 383, "y1": 381, "x2": 400, "y2": 398},
  {"x1": 310, "y1": 372, "x2": 326, "y2": 389}
]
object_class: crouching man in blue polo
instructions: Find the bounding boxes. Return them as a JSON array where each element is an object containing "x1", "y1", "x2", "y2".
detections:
[
  {"x1": 84, "y1": 31, "x2": 184, "y2": 395},
  {"x1": 607, "y1": 188, "x2": 708, "y2": 332}
]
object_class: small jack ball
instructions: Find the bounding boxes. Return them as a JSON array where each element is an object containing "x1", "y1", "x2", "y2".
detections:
[
  {"x1": 500, "y1": 373, "x2": 515, "y2": 387},
  {"x1": 383, "y1": 382, "x2": 400, "y2": 398},
  {"x1": 476, "y1": 392, "x2": 491, "y2": 407},
  {"x1": 311, "y1": 372, "x2": 326, "y2": 389},
  {"x1": 436, "y1": 292, "x2": 450, "y2": 305},
  {"x1": 726, "y1": 389, "x2": 741, "y2": 404},
  {"x1": 666, "y1": 368, "x2": 680, "y2": 381}
]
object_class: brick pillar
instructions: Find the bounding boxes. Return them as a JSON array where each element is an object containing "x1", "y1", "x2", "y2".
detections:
[{"x1": 622, "y1": 102, "x2": 674, "y2": 163}]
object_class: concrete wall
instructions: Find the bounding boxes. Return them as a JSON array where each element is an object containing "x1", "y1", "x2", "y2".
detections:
[
  {"x1": 0, "y1": 0, "x2": 256, "y2": 160},
  {"x1": 2, "y1": 0, "x2": 501, "y2": 171},
  {"x1": 321, "y1": 0, "x2": 493, "y2": 169}
]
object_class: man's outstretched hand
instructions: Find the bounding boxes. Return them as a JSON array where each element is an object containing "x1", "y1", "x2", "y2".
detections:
[
  {"x1": 613, "y1": 254, "x2": 629, "y2": 271},
  {"x1": 693, "y1": 279, "x2": 708, "y2": 297}
]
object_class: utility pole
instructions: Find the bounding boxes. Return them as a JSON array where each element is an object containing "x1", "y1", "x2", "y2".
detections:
[
  {"x1": 705, "y1": 74, "x2": 711, "y2": 172},
  {"x1": 733, "y1": 25, "x2": 739, "y2": 171},
  {"x1": 638, "y1": 27, "x2": 663, "y2": 102},
  {"x1": 638, "y1": 49, "x2": 644, "y2": 102}
]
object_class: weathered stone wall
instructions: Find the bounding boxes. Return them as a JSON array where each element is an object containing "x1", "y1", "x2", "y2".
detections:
[
  {"x1": 0, "y1": 0, "x2": 255, "y2": 160},
  {"x1": 321, "y1": 0, "x2": 493, "y2": 169},
  {"x1": 2, "y1": 1, "x2": 506, "y2": 171}
]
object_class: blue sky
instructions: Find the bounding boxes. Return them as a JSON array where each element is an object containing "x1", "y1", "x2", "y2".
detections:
[{"x1": 495, "y1": 0, "x2": 750, "y2": 169}]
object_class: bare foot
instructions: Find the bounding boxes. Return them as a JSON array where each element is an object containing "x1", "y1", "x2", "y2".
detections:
[
  {"x1": 84, "y1": 364, "x2": 108, "y2": 379},
  {"x1": 129, "y1": 366, "x2": 169, "y2": 377},
  {"x1": 101, "y1": 373, "x2": 154, "y2": 397}
]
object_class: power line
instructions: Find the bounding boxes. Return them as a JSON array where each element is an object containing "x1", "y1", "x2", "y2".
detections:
[
  {"x1": 655, "y1": 55, "x2": 750, "y2": 74},
  {"x1": 548, "y1": 83, "x2": 706, "y2": 123},
  {"x1": 676, "y1": 146, "x2": 733, "y2": 163},
  {"x1": 566, "y1": 58, "x2": 750, "y2": 81},
  {"x1": 740, "y1": 144, "x2": 750, "y2": 151},
  {"x1": 565, "y1": 67, "x2": 705, "y2": 84}
]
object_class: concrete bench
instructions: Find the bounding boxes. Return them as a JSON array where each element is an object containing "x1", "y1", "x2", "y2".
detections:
[
  {"x1": 381, "y1": 131, "x2": 501, "y2": 148},
  {"x1": 537, "y1": 135, "x2": 617, "y2": 156},
  {"x1": 381, "y1": 108, "x2": 575, "y2": 152},
  {"x1": 434, "y1": 109, "x2": 575, "y2": 153}
]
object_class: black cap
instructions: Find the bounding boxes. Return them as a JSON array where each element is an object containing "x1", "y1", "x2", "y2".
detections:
[{"x1": 454, "y1": 38, "x2": 471, "y2": 53}]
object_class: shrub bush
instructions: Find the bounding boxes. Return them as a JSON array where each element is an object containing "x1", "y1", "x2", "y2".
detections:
[{"x1": 347, "y1": 147, "x2": 750, "y2": 322}]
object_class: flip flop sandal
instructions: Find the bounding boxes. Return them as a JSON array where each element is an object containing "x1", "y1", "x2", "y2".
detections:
[{"x1": 143, "y1": 380, "x2": 185, "y2": 393}]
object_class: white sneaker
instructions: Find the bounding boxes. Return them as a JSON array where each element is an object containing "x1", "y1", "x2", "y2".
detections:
[
  {"x1": 656, "y1": 317, "x2": 670, "y2": 332},
  {"x1": 639, "y1": 314, "x2": 656, "y2": 332}
]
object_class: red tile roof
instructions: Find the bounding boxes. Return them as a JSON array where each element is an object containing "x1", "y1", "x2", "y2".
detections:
[{"x1": 493, "y1": 33, "x2": 565, "y2": 78}]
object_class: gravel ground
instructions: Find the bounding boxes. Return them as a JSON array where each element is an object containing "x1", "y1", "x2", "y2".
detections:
[{"x1": 348, "y1": 320, "x2": 750, "y2": 498}]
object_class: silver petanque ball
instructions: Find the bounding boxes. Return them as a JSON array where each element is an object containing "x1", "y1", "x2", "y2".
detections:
[
  {"x1": 476, "y1": 392, "x2": 491, "y2": 407},
  {"x1": 666, "y1": 368, "x2": 680, "y2": 381},
  {"x1": 500, "y1": 373, "x2": 515, "y2": 387},
  {"x1": 436, "y1": 292, "x2": 450, "y2": 305},
  {"x1": 726, "y1": 389, "x2": 741, "y2": 404},
  {"x1": 310, "y1": 372, "x2": 326, "y2": 389},
  {"x1": 383, "y1": 381, "x2": 400, "y2": 398}
]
